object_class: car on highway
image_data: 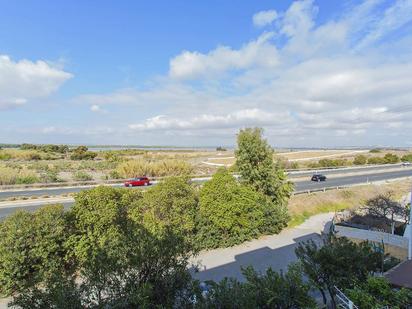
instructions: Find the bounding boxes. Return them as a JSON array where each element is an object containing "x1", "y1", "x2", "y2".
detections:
[
  {"x1": 311, "y1": 174, "x2": 327, "y2": 182},
  {"x1": 402, "y1": 162, "x2": 411, "y2": 166},
  {"x1": 124, "y1": 177, "x2": 150, "y2": 187}
]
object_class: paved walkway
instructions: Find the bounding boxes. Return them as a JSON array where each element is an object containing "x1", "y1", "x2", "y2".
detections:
[{"x1": 192, "y1": 212, "x2": 334, "y2": 281}]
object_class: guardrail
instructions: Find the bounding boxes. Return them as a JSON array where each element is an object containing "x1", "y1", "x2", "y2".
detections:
[
  {"x1": 293, "y1": 176, "x2": 412, "y2": 195},
  {"x1": 0, "y1": 174, "x2": 214, "y2": 191}
]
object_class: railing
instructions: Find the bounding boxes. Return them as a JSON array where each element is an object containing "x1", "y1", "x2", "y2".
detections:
[{"x1": 335, "y1": 286, "x2": 358, "y2": 309}]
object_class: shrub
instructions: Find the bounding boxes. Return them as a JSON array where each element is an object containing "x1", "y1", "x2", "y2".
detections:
[
  {"x1": 383, "y1": 153, "x2": 400, "y2": 164},
  {"x1": 401, "y1": 153, "x2": 412, "y2": 162},
  {"x1": 367, "y1": 156, "x2": 386, "y2": 164},
  {"x1": 72, "y1": 171, "x2": 93, "y2": 181},
  {"x1": 196, "y1": 169, "x2": 289, "y2": 249},
  {"x1": 369, "y1": 148, "x2": 381, "y2": 153},
  {"x1": 202, "y1": 264, "x2": 316, "y2": 308},
  {"x1": 353, "y1": 154, "x2": 367, "y2": 165},
  {"x1": 0, "y1": 205, "x2": 74, "y2": 296},
  {"x1": 345, "y1": 276, "x2": 412, "y2": 308},
  {"x1": 129, "y1": 176, "x2": 197, "y2": 238},
  {"x1": 70, "y1": 146, "x2": 97, "y2": 160}
]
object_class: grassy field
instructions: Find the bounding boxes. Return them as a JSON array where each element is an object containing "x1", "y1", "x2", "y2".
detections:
[
  {"x1": 287, "y1": 180, "x2": 411, "y2": 227},
  {"x1": 1, "y1": 145, "x2": 411, "y2": 186}
]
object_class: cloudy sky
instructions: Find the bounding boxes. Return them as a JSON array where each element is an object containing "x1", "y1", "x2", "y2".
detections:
[{"x1": 1, "y1": 0, "x2": 412, "y2": 147}]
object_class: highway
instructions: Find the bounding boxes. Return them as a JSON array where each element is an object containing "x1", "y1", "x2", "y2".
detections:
[{"x1": 0, "y1": 166, "x2": 411, "y2": 219}]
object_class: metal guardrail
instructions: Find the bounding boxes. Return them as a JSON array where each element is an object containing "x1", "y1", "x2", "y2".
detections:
[{"x1": 335, "y1": 286, "x2": 358, "y2": 309}]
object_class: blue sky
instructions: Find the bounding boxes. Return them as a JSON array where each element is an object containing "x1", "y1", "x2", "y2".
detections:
[{"x1": 1, "y1": 0, "x2": 412, "y2": 146}]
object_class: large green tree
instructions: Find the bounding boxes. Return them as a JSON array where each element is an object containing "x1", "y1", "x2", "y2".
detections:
[
  {"x1": 196, "y1": 168, "x2": 289, "y2": 249},
  {"x1": 235, "y1": 127, "x2": 293, "y2": 204},
  {"x1": 66, "y1": 185, "x2": 194, "y2": 307}
]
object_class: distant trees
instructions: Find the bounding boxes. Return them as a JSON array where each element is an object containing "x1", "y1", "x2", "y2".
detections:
[
  {"x1": 69, "y1": 146, "x2": 97, "y2": 160},
  {"x1": 20, "y1": 143, "x2": 69, "y2": 153}
]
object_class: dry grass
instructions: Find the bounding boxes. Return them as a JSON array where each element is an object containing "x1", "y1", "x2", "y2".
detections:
[
  {"x1": 116, "y1": 159, "x2": 194, "y2": 178},
  {"x1": 279, "y1": 150, "x2": 364, "y2": 161},
  {"x1": 0, "y1": 166, "x2": 39, "y2": 185},
  {"x1": 287, "y1": 180, "x2": 411, "y2": 227}
]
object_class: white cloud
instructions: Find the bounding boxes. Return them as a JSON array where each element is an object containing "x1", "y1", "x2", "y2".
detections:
[
  {"x1": 253, "y1": 10, "x2": 278, "y2": 27},
  {"x1": 0, "y1": 55, "x2": 72, "y2": 109},
  {"x1": 90, "y1": 104, "x2": 107, "y2": 113},
  {"x1": 169, "y1": 32, "x2": 278, "y2": 79},
  {"x1": 129, "y1": 109, "x2": 291, "y2": 131}
]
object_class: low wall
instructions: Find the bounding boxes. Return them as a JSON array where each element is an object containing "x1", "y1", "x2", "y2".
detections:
[{"x1": 335, "y1": 225, "x2": 409, "y2": 260}]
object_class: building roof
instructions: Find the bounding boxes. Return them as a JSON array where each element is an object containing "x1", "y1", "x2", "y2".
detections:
[{"x1": 384, "y1": 259, "x2": 412, "y2": 289}]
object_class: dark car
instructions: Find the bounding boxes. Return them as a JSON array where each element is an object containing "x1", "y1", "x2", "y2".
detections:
[
  {"x1": 311, "y1": 174, "x2": 327, "y2": 182},
  {"x1": 124, "y1": 177, "x2": 150, "y2": 187}
]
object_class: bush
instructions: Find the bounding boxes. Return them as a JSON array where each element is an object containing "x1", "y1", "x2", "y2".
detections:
[
  {"x1": 367, "y1": 156, "x2": 386, "y2": 164},
  {"x1": 129, "y1": 176, "x2": 198, "y2": 239},
  {"x1": 70, "y1": 146, "x2": 97, "y2": 160},
  {"x1": 401, "y1": 153, "x2": 412, "y2": 162},
  {"x1": 345, "y1": 276, "x2": 412, "y2": 308},
  {"x1": 0, "y1": 205, "x2": 74, "y2": 296},
  {"x1": 369, "y1": 148, "x2": 381, "y2": 153},
  {"x1": 116, "y1": 159, "x2": 193, "y2": 178},
  {"x1": 202, "y1": 264, "x2": 316, "y2": 308},
  {"x1": 196, "y1": 169, "x2": 289, "y2": 249},
  {"x1": 309, "y1": 158, "x2": 350, "y2": 168},
  {"x1": 40, "y1": 170, "x2": 63, "y2": 183},
  {"x1": 72, "y1": 171, "x2": 93, "y2": 181},
  {"x1": 383, "y1": 153, "x2": 400, "y2": 164},
  {"x1": 353, "y1": 154, "x2": 367, "y2": 165}
]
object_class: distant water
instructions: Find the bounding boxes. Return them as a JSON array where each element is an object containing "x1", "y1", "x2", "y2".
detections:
[{"x1": 87, "y1": 146, "x2": 231, "y2": 151}]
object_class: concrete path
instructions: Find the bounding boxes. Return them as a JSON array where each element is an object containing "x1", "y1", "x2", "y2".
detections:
[{"x1": 192, "y1": 212, "x2": 333, "y2": 282}]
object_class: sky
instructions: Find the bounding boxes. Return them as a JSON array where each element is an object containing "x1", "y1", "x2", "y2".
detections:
[{"x1": 1, "y1": 0, "x2": 412, "y2": 147}]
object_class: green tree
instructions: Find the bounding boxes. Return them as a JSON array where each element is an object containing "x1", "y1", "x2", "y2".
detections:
[
  {"x1": 353, "y1": 154, "x2": 367, "y2": 165},
  {"x1": 295, "y1": 235, "x2": 382, "y2": 308},
  {"x1": 202, "y1": 264, "x2": 316, "y2": 308},
  {"x1": 66, "y1": 186, "x2": 193, "y2": 307},
  {"x1": 0, "y1": 205, "x2": 74, "y2": 297},
  {"x1": 345, "y1": 276, "x2": 412, "y2": 309},
  {"x1": 196, "y1": 169, "x2": 289, "y2": 249},
  {"x1": 235, "y1": 128, "x2": 293, "y2": 203}
]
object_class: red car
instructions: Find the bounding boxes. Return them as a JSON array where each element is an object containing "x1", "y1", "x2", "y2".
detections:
[{"x1": 124, "y1": 177, "x2": 150, "y2": 187}]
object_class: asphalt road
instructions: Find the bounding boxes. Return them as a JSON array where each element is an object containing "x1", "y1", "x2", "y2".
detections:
[{"x1": 0, "y1": 167, "x2": 411, "y2": 219}]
